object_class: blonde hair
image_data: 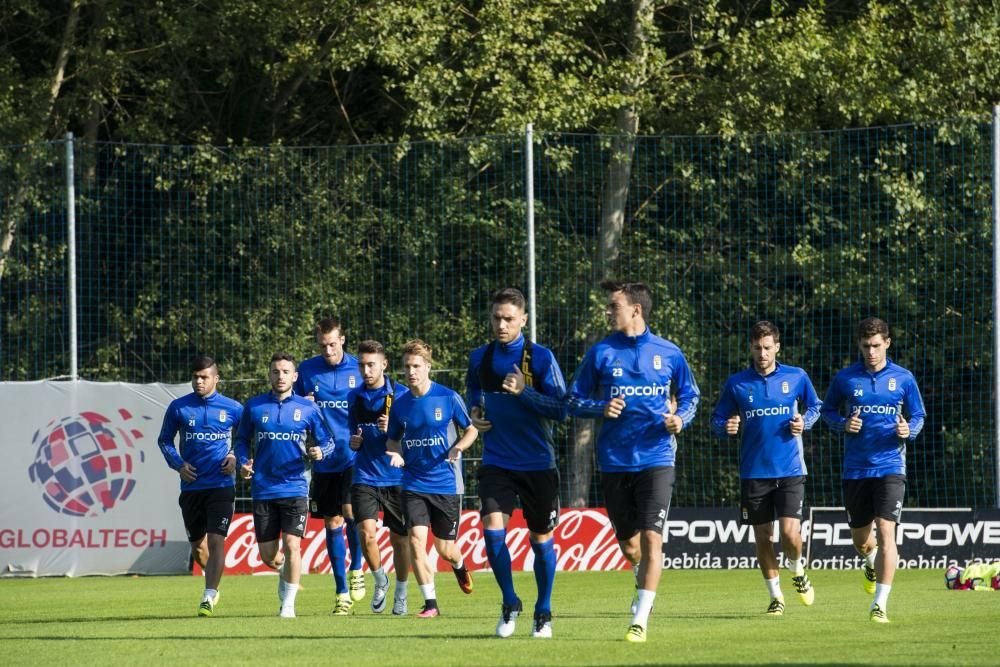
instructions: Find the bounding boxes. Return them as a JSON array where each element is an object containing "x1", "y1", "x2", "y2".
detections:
[{"x1": 402, "y1": 339, "x2": 433, "y2": 365}]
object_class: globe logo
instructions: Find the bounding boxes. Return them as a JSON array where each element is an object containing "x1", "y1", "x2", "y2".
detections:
[{"x1": 28, "y1": 410, "x2": 147, "y2": 517}]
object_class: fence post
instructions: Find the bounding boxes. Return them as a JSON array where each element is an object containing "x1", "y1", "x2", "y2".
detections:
[
  {"x1": 66, "y1": 132, "x2": 78, "y2": 381},
  {"x1": 525, "y1": 124, "x2": 537, "y2": 342},
  {"x1": 992, "y1": 105, "x2": 1000, "y2": 507}
]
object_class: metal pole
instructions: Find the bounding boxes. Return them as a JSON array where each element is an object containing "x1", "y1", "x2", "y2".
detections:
[
  {"x1": 993, "y1": 105, "x2": 1000, "y2": 507},
  {"x1": 66, "y1": 132, "x2": 78, "y2": 381},
  {"x1": 525, "y1": 124, "x2": 537, "y2": 342}
]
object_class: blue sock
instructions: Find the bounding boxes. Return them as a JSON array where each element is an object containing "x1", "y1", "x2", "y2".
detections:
[
  {"x1": 326, "y1": 526, "x2": 348, "y2": 594},
  {"x1": 345, "y1": 518, "x2": 363, "y2": 571},
  {"x1": 484, "y1": 528, "x2": 518, "y2": 605},
  {"x1": 531, "y1": 538, "x2": 556, "y2": 615}
]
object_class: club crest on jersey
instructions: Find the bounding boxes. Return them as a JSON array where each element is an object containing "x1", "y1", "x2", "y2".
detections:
[
  {"x1": 781, "y1": 381, "x2": 789, "y2": 394},
  {"x1": 653, "y1": 355, "x2": 662, "y2": 370},
  {"x1": 889, "y1": 378, "x2": 897, "y2": 391},
  {"x1": 219, "y1": 409, "x2": 227, "y2": 422},
  {"x1": 434, "y1": 407, "x2": 443, "y2": 421},
  {"x1": 349, "y1": 375, "x2": 357, "y2": 388},
  {"x1": 293, "y1": 408, "x2": 302, "y2": 421},
  {"x1": 188, "y1": 418, "x2": 195, "y2": 427}
]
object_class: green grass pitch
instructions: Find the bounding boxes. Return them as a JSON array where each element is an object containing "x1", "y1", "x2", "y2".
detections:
[{"x1": 1, "y1": 569, "x2": 994, "y2": 665}]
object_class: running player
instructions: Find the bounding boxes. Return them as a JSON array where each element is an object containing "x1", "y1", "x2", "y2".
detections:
[
  {"x1": 710, "y1": 321, "x2": 821, "y2": 615},
  {"x1": 386, "y1": 339, "x2": 478, "y2": 618},
  {"x1": 467, "y1": 287, "x2": 567, "y2": 638},
  {"x1": 295, "y1": 318, "x2": 366, "y2": 615},
  {"x1": 822, "y1": 317, "x2": 925, "y2": 623},
  {"x1": 157, "y1": 356, "x2": 243, "y2": 617},
  {"x1": 567, "y1": 280, "x2": 700, "y2": 643},
  {"x1": 236, "y1": 353, "x2": 335, "y2": 618}
]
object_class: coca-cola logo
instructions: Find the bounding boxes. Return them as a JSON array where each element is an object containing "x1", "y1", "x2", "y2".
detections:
[{"x1": 197, "y1": 508, "x2": 628, "y2": 575}]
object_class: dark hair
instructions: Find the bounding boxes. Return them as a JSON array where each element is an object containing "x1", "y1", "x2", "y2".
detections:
[
  {"x1": 601, "y1": 280, "x2": 653, "y2": 318},
  {"x1": 357, "y1": 339, "x2": 386, "y2": 356},
  {"x1": 750, "y1": 321, "x2": 781, "y2": 344},
  {"x1": 190, "y1": 356, "x2": 218, "y2": 374},
  {"x1": 857, "y1": 317, "x2": 890, "y2": 340},
  {"x1": 315, "y1": 317, "x2": 343, "y2": 337},
  {"x1": 270, "y1": 352, "x2": 297, "y2": 369},
  {"x1": 490, "y1": 287, "x2": 526, "y2": 311}
]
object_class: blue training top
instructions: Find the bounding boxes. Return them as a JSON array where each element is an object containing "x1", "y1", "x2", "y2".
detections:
[
  {"x1": 466, "y1": 334, "x2": 567, "y2": 471},
  {"x1": 821, "y1": 359, "x2": 926, "y2": 479},
  {"x1": 234, "y1": 392, "x2": 334, "y2": 500},
  {"x1": 294, "y1": 353, "x2": 363, "y2": 474},
  {"x1": 568, "y1": 328, "x2": 700, "y2": 472},
  {"x1": 387, "y1": 381, "x2": 472, "y2": 495},
  {"x1": 157, "y1": 391, "x2": 243, "y2": 491},
  {"x1": 348, "y1": 376, "x2": 409, "y2": 487},
  {"x1": 710, "y1": 363, "x2": 822, "y2": 479}
]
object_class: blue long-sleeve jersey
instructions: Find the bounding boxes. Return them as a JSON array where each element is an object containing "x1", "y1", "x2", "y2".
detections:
[
  {"x1": 710, "y1": 363, "x2": 822, "y2": 479},
  {"x1": 821, "y1": 359, "x2": 926, "y2": 479},
  {"x1": 466, "y1": 334, "x2": 568, "y2": 471},
  {"x1": 387, "y1": 382, "x2": 472, "y2": 495},
  {"x1": 157, "y1": 391, "x2": 243, "y2": 491},
  {"x1": 568, "y1": 328, "x2": 700, "y2": 472},
  {"x1": 348, "y1": 377, "x2": 408, "y2": 487},
  {"x1": 294, "y1": 354, "x2": 362, "y2": 474},
  {"x1": 234, "y1": 392, "x2": 335, "y2": 500}
]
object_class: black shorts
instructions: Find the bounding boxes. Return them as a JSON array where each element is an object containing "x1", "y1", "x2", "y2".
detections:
[
  {"x1": 739, "y1": 476, "x2": 806, "y2": 526},
  {"x1": 351, "y1": 484, "x2": 406, "y2": 536},
  {"x1": 478, "y1": 465, "x2": 560, "y2": 535},
  {"x1": 600, "y1": 466, "x2": 675, "y2": 541},
  {"x1": 403, "y1": 491, "x2": 461, "y2": 540},
  {"x1": 310, "y1": 469, "x2": 353, "y2": 518},
  {"x1": 178, "y1": 486, "x2": 236, "y2": 542},
  {"x1": 253, "y1": 497, "x2": 309, "y2": 542},
  {"x1": 843, "y1": 475, "x2": 906, "y2": 528}
]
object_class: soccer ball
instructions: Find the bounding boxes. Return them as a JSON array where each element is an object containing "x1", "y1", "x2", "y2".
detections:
[
  {"x1": 28, "y1": 412, "x2": 144, "y2": 517},
  {"x1": 944, "y1": 565, "x2": 962, "y2": 590}
]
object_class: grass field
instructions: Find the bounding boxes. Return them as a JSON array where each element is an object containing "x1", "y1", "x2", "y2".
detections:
[{"x1": 1, "y1": 568, "x2": 995, "y2": 665}]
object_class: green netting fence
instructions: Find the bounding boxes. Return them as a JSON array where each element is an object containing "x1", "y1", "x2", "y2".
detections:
[{"x1": 1, "y1": 119, "x2": 996, "y2": 511}]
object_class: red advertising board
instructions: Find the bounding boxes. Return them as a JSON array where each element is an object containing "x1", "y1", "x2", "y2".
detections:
[{"x1": 196, "y1": 508, "x2": 628, "y2": 575}]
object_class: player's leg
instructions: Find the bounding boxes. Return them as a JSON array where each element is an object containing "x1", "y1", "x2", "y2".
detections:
[
  {"x1": 180, "y1": 491, "x2": 210, "y2": 614},
  {"x1": 845, "y1": 478, "x2": 879, "y2": 595},
  {"x1": 198, "y1": 486, "x2": 236, "y2": 616},
  {"x1": 314, "y1": 472, "x2": 351, "y2": 610},
  {"x1": 350, "y1": 484, "x2": 388, "y2": 612},
  {"x1": 479, "y1": 466, "x2": 521, "y2": 636},
  {"x1": 521, "y1": 468, "x2": 560, "y2": 639},
  {"x1": 342, "y1": 467, "x2": 366, "y2": 602},
  {"x1": 774, "y1": 476, "x2": 812, "y2": 606},
  {"x1": 602, "y1": 471, "x2": 642, "y2": 619},
  {"x1": 429, "y1": 493, "x2": 472, "y2": 594},
  {"x1": 275, "y1": 497, "x2": 308, "y2": 617},
  {"x1": 383, "y1": 486, "x2": 410, "y2": 615},
  {"x1": 627, "y1": 466, "x2": 674, "y2": 643},
  {"x1": 742, "y1": 478, "x2": 783, "y2": 613},
  {"x1": 404, "y1": 492, "x2": 439, "y2": 617},
  {"x1": 869, "y1": 475, "x2": 905, "y2": 622}
]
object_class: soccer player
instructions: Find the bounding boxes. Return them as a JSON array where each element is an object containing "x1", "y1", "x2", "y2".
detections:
[
  {"x1": 347, "y1": 339, "x2": 412, "y2": 615},
  {"x1": 567, "y1": 280, "x2": 699, "y2": 643},
  {"x1": 821, "y1": 317, "x2": 926, "y2": 623},
  {"x1": 710, "y1": 321, "x2": 822, "y2": 616},
  {"x1": 294, "y1": 318, "x2": 366, "y2": 615},
  {"x1": 235, "y1": 353, "x2": 335, "y2": 618},
  {"x1": 386, "y1": 339, "x2": 478, "y2": 618},
  {"x1": 466, "y1": 287, "x2": 567, "y2": 638},
  {"x1": 157, "y1": 356, "x2": 243, "y2": 617}
]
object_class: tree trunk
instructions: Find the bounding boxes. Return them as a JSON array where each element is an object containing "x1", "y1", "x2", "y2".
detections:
[{"x1": 567, "y1": 0, "x2": 653, "y2": 507}]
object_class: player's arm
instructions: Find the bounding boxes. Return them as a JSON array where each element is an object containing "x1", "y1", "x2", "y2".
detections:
[
  {"x1": 566, "y1": 349, "x2": 607, "y2": 418},
  {"x1": 900, "y1": 377, "x2": 927, "y2": 440},
  {"x1": 466, "y1": 353, "x2": 491, "y2": 430},
  {"x1": 234, "y1": 404, "x2": 254, "y2": 474},
  {"x1": 156, "y1": 403, "x2": 186, "y2": 471},
  {"x1": 799, "y1": 374, "x2": 823, "y2": 430},
  {"x1": 309, "y1": 407, "x2": 336, "y2": 460},
  {"x1": 709, "y1": 381, "x2": 738, "y2": 438},
  {"x1": 517, "y1": 352, "x2": 569, "y2": 421},
  {"x1": 385, "y1": 405, "x2": 405, "y2": 466},
  {"x1": 820, "y1": 378, "x2": 848, "y2": 432},
  {"x1": 669, "y1": 353, "x2": 700, "y2": 431},
  {"x1": 448, "y1": 394, "x2": 479, "y2": 461}
]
